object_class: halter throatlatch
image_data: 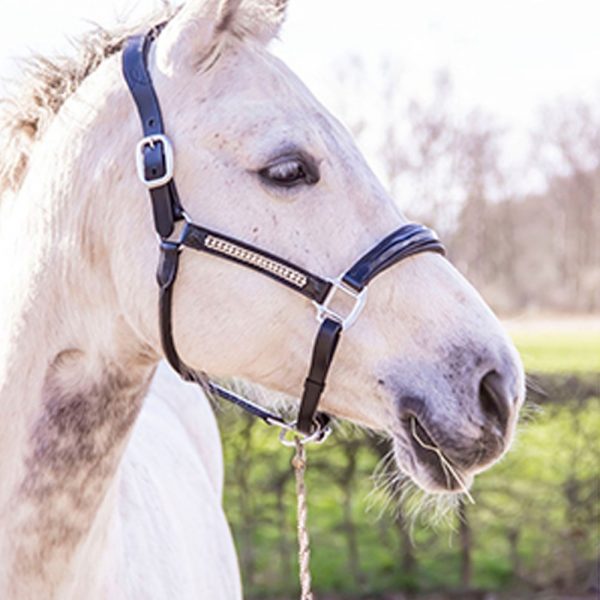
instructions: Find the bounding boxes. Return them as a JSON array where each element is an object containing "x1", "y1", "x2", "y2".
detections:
[{"x1": 122, "y1": 30, "x2": 445, "y2": 442}]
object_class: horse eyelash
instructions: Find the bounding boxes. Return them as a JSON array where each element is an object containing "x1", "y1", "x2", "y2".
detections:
[{"x1": 257, "y1": 153, "x2": 320, "y2": 188}]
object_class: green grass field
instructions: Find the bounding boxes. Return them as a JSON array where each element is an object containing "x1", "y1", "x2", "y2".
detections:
[{"x1": 511, "y1": 328, "x2": 600, "y2": 373}]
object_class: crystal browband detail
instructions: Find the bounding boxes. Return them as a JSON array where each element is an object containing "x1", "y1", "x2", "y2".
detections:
[{"x1": 205, "y1": 235, "x2": 308, "y2": 289}]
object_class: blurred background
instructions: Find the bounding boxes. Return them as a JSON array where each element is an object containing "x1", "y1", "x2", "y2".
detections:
[{"x1": 2, "y1": 1, "x2": 598, "y2": 598}]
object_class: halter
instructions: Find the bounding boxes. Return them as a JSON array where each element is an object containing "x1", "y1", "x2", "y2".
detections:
[{"x1": 121, "y1": 30, "x2": 445, "y2": 442}]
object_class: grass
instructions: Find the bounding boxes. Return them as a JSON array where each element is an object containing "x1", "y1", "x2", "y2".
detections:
[{"x1": 510, "y1": 329, "x2": 600, "y2": 374}]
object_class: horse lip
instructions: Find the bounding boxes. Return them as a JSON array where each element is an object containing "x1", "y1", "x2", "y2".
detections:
[
  {"x1": 398, "y1": 413, "x2": 468, "y2": 493},
  {"x1": 400, "y1": 412, "x2": 440, "y2": 452}
]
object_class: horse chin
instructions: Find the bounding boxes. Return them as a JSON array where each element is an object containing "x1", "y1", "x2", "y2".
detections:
[{"x1": 391, "y1": 435, "x2": 475, "y2": 496}]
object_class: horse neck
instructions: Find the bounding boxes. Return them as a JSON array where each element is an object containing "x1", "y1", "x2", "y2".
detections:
[{"x1": 0, "y1": 59, "x2": 158, "y2": 597}]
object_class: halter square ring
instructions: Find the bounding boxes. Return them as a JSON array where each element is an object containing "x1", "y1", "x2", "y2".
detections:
[
  {"x1": 313, "y1": 277, "x2": 367, "y2": 329},
  {"x1": 135, "y1": 133, "x2": 174, "y2": 189}
]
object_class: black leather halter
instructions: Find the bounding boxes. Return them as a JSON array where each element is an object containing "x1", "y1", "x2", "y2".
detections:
[{"x1": 122, "y1": 30, "x2": 445, "y2": 440}]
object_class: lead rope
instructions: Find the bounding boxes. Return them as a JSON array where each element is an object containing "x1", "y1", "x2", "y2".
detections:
[{"x1": 292, "y1": 438, "x2": 314, "y2": 600}]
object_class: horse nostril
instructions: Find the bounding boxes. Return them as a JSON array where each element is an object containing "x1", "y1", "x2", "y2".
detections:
[{"x1": 479, "y1": 370, "x2": 511, "y2": 435}]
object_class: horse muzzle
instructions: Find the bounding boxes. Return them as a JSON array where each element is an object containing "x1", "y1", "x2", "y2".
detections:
[{"x1": 391, "y1": 362, "x2": 522, "y2": 494}]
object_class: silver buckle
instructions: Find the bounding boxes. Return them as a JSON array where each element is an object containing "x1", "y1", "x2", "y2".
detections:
[
  {"x1": 313, "y1": 277, "x2": 367, "y2": 329},
  {"x1": 135, "y1": 134, "x2": 174, "y2": 189},
  {"x1": 157, "y1": 210, "x2": 193, "y2": 246},
  {"x1": 277, "y1": 422, "x2": 333, "y2": 447}
]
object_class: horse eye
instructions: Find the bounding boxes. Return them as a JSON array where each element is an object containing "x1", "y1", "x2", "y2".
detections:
[{"x1": 259, "y1": 157, "x2": 319, "y2": 188}]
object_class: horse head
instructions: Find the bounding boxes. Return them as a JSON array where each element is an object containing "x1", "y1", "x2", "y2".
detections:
[{"x1": 93, "y1": 0, "x2": 524, "y2": 494}]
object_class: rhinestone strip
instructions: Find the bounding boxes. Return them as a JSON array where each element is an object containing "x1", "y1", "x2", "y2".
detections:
[{"x1": 205, "y1": 235, "x2": 308, "y2": 289}]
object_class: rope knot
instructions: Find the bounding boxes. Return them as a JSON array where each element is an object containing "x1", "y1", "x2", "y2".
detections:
[{"x1": 292, "y1": 454, "x2": 306, "y2": 471}]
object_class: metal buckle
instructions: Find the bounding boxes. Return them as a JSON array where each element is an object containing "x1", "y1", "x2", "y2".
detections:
[
  {"x1": 136, "y1": 134, "x2": 174, "y2": 189},
  {"x1": 277, "y1": 422, "x2": 333, "y2": 447},
  {"x1": 313, "y1": 277, "x2": 367, "y2": 329},
  {"x1": 157, "y1": 210, "x2": 192, "y2": 246}
]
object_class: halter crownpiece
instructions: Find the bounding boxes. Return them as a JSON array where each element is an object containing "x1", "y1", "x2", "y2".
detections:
[{"x1": 122, "y1": 30, "x2": 445, "y2": 441}]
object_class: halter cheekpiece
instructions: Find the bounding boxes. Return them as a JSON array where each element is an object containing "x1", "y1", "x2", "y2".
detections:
[{"x1": 121, "y1": 29, "x2": 445, "y2": 442}]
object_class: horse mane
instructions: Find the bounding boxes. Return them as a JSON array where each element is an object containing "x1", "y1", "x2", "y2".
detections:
[
  {"x1": 0, "y1": 6, "x2": 175, "y2": 196},
  {"x1": 0, "y1": 0, "x2": 286, "y2": 198}
]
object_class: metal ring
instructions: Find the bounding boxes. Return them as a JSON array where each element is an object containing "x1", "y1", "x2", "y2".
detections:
[
  {"x1": 158, "y1": 219, "x2": 191, "y2": 248},
  {"x1": 278, "y1": 424, "x2": 332, "y2": 447},
  {"x1": 313, "y1": 277, "x2": 367, "y2": 329}
]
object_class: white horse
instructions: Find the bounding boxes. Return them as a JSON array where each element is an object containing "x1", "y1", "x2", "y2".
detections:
[{"x1": 0, "y1": 0, "x2": 524, "y2": 598}]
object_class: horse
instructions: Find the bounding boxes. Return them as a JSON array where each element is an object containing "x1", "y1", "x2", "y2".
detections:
[{"x1": 0, "y1": 0, "x2": 525, "y2": 598}]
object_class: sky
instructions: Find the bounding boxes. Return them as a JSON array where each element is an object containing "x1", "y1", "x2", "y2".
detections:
[{"x1": 1, "y1": 0, "x2": 599, "y2": 187}]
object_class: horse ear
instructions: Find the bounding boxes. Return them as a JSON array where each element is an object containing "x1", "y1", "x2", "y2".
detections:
[
  {"x1": 216, "y1": 0, "x2": 289, "y2": 43},
  {"x1": 156, "y1": 0, "x2": 289, "y2": 71}
]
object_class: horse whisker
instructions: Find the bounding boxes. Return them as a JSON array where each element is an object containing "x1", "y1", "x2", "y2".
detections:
[{"x1": 410, "y1": 417, "x2": 476, "y2": 505}]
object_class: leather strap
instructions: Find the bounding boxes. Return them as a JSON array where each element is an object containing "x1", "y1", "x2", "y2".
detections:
[
  {"x1": 343, "y1": 223, "x2": 445, "y2": 291},
  {"x1": 296, "y1": 318, "x2": 342, "y2": 434},
  {"x1": 122, "y1": 33, "x2": 183, "y2": 238},
  {"x1": 157, "y1": 241, "x2": 196, "y2": 381},
  {"x1": 122, "y1": 34, "x2": 165, "y2": 136},
  {"x1": 182, "y1": 224, "x2": 332, "y2": 304}
]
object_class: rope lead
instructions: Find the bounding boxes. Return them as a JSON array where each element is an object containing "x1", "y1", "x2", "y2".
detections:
[{"x1": 293, "y1": 438, "x2": 314, "y2": 600}]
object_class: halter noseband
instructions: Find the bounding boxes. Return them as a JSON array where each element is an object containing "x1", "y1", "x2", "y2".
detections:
[{"x1": 122, "y1": 30, "x2": 445, "y2": 441}]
